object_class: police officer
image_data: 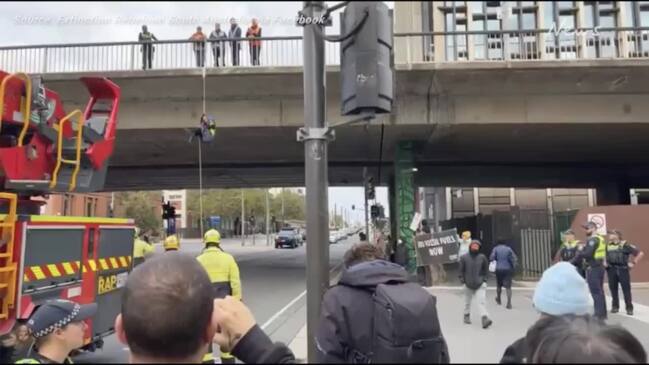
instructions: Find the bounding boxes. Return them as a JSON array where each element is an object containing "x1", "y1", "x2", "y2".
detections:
[
  {"x1": 132, "y1": 227, "x2": 154, "y2": 267},
  {"x1": 196, "y1": 229, "x2": 241, "y2": 364},
  {"x1": 163, "y1": 235, "x2": 180, "y2": 252},
  {"x1": 572, "y1": 221, "x2": 608, "y2": 321},
  {"x1": 606, "y1": 229, "x2": 644, "y2": 316},
  {"x1": 555, "y1": 229, "x2": 586, "y2": 278},
  {"x1": 16, "y1": 299, "x2": 97, "y2": 364}
]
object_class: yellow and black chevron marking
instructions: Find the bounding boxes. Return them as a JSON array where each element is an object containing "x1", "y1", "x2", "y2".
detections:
[{"x1": 23, "y1": 256, "x2": 132, "y2": 282}]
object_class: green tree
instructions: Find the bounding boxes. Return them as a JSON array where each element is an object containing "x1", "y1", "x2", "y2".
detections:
[{"x1": 114, "y1": 191, "x2": 162, "y2": 236}]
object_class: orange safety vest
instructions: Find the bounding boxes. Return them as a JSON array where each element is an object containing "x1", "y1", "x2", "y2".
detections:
[{"x1": 247, "y1": 26, "x2": 261, "y2": 47}]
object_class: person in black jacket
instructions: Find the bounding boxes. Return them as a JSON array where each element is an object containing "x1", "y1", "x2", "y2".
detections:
[
  {"x1": 459, "y1": 240, "x2": 492, "y2": 329},
  {"x1": 315, "y1": 242, "x2": 450, "y2": 363}
]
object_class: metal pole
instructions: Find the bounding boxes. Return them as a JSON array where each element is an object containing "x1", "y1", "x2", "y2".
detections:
[
  {"x1": 281, "y1": 187, "x2": 285, "y2": 228},
  {"x1": 302, "y1": 2, "x2": 329, "y2": 362},
  {"x1": 241, "y1": 189, "x2": 245, "y2": 246},
  {"x1": 198, "y1": 140, "x2": 204, "y2": 238},
  {"x1": 266, "y1": 189, "x2": 270, "y2": 246},
  {"x1": 364, "y1": 167, "x2": 369, "y2": 238}
]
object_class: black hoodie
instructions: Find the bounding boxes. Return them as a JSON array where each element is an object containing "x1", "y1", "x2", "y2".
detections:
[{"x1": 315, "y1": 260, "x2": 450, "y2": 363}]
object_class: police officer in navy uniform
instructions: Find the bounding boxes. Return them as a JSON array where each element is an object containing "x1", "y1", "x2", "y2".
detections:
[
  {"x1": 572, "y1": 221, "x2": 608, "y2": 321},
  {"x1": 606, "y1": 229, "x2": 645, "y2": 316},
  {"x1": 554, "y1": 229, "x2": 586, "y2": 277},
  {"x1": 16, "y1": 299, "x2": 97, "y2": 364}
]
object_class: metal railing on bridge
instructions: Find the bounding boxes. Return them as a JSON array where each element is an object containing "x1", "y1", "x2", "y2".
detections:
[
  {"x1": 0, "y1": 37, "x2": 341, "y2": 73},
  {"x1": 2, "y1": 27, "x2": 649, "y2": 74}
]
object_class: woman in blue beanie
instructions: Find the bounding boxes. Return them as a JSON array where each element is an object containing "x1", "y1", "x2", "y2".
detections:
[{"x1": 500, "y1": 262, "x2": 591, "y2": 363}]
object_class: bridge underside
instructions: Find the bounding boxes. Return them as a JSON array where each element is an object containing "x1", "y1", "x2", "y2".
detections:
[{"x1": 105, "y1": 123, "x2": 649, "y2": 190}]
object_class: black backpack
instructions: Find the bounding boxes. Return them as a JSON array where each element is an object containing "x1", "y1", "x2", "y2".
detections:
[{"x1": 347, "y1": 282, "x2": 448, "y2": 364}]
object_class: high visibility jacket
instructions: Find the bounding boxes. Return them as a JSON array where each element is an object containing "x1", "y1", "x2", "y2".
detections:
[
  {"x1": 593, "y1": 235, "x2": 607, "y2": 260},
  {"x1": 133, "y1": 238, "x2": 154, "y2": 266},
  {"x1": 196, "y1": 247, "x2": 241, "y2": 300},
  {"x1": 246, "y1": 26, "x2": 262, "y2": 47},
  {"x1": 560, "y1": 240, "x2": 581, "y2": 261}
]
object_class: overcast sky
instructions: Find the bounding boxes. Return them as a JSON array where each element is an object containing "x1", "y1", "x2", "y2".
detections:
[
  {"x1": 0, "y1": 2, "x2": 392, "y2": 219},
  {"x1": 1, "y1": 1, "x2": 392, "y2": 46}
]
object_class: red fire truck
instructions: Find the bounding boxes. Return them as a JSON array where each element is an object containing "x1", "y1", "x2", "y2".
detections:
[{"x1": 0, "y1": 70, "x2": 133, "y2": 351}]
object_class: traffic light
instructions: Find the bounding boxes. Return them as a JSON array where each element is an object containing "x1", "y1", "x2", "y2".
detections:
[
  {"x1": 340, "y1": 1, "x2": 393, "y2": 116},
  {"x1": 371, "y1": 204, "x2": 384, "y2": 219},
  {"x1": 366, "y1": 176, "x2": 375, "y2": 200}
]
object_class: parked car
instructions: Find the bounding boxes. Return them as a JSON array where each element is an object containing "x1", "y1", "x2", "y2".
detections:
[{"x1": 276, "y1": 228, "x2": 302, "y2": 249}]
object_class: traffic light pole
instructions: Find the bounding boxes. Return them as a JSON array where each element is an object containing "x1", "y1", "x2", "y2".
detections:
[
  {"x1": 363, "y1": 167, "x2": 369, "y2": 238},
  {"x1": 299, "y1": 1, "x2": 330, "y2": 362}
]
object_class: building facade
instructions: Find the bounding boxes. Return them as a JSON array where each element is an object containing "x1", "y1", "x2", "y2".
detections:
[
  {"x1": 396, "y1": 1, "x2": 649, "y2": 63},
  {"x1": 162, "y1": 190, "x2": 187, "y2": 229},
  {"x1": 40, "y1": 193, "x2": 112, "y2": 217}
]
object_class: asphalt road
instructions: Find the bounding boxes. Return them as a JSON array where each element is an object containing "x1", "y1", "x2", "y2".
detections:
[{"x1": 74, "y1": 234, "x2": 356, "y2": 363}]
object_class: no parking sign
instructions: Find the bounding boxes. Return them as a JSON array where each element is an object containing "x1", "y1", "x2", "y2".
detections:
[{"x1": 587, "y1": 213, "x2": 607, "y2": 235}]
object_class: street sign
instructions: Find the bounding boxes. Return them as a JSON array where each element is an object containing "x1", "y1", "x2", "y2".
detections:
[
  {"x1": 415, "y1": 228, "x2": 460, "y2": 266},
  {"x1": 587, "y1": 213, "x2": 607, "y2": 235}
]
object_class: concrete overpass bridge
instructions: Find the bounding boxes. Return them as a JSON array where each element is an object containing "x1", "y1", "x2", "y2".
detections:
[{"x1": 3, "y1": 28, "x2": 649, "y2": 204}]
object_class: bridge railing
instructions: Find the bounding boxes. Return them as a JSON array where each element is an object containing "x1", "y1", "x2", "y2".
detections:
[
  {"x1": 394, "y1": 27, "x2": 649, "y2": 63},
  {"x1": 2, "y1": 28, "x2": 649, "y2": 74},
  {"x1": 0, "y1": 37, "x2": 342, "y2": 73}
]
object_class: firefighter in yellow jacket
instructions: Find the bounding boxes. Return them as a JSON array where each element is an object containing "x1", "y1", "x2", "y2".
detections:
[
  {"x1": 196, "y1": 229, "x2": 241, "y2": 364},
  {"x1": 133, "y1": 227, "x2": 154, "y2": 267}
]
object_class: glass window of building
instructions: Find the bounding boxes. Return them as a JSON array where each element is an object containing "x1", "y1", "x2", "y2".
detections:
[
  {"x1": 440, "y1": 1, "x2": 469, "y2": 60},
  {"x1": 551, "y1": 188, "x2": 589, "y2": 211},
  {"x1": 509, "y1": 1, "x2": 540, "y2": 59},
  {"x1": 451, "y1": 188, "x2": 475, "y2": 218},
  {"x1": 515, "y1": 189, "x2": 548, "y2": 210},
  {"x1": 583, "y1": 1, "x2": 620, "y2": 58},
  {"x1": 478, "y1": 187, "x2": 510, "y2": 214},
  {"x1": 469, "y1": 1, "x2": 504, "y2": 60},
  {"x1": 542, "y1": 1, "x2": 578, "y2": 59},
  {"x1": 626, "y1": 1, "x2": 649, "y2": 57}
]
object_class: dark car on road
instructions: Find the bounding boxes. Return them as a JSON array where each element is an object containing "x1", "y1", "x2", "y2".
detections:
[{"x1": 275, "y1": 228, "x2": 303, "y2": 249}]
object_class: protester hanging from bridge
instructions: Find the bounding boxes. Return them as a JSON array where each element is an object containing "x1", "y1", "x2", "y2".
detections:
[{"x1": 189, "y1": 114, "x2": 216, "y2": 143}]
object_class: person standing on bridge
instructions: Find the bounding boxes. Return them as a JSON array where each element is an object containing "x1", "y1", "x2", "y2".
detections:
[
  {"x1": 572, "y1": 221, "x2": 608, "y2": 321},
  {"x1": 138, "y1": 25, "x2": 158, "y2": 70},
  {"x1": 246, "y1": 18, "x2": 262, "y2": 66},
  {"x1": 190, "y1": 26, "x2": 207, "y2": 68},
  {"x1": 606, "y1": 229, "x2": 644, "y2": 316},
  {"x1": 196, "y1": 229, "x2": 241, "y2": 364},
  {"x1": 209, "y1": 23, "x2": 227, "y2": 67},
  {"x1": 228, "y1": 18, "x2": 242, "y2": 66}
]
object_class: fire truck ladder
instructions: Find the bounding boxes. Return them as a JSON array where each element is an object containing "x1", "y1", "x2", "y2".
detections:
[
  {"x1": 0, "y1": 193, "x2": 17, "y2": 320},
  {"x1": 50, "y1": 110, "x2": 85, "y2": 191},
  {"x1": 0, "y1": 72, "x2": 33, "y2": 147}
]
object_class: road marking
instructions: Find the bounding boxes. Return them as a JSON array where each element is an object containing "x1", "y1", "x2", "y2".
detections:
[
  {"x1": 260, "y1": 289, "x2": 307, "y2": 331},
  {"x1": 426, "y1": 286, "x2": 535, "y2": 291}
]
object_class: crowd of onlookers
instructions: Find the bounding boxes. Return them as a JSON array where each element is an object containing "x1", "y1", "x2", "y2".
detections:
[
  {"x1": 138, "y1": 18, "x2": 263, "y2": 70},
  {"x1": 1, "y1": 238, "x2": 647, "y2": 364}
]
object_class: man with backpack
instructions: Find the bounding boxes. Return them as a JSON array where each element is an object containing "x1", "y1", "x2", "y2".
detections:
[{"x1": 315, "y1": 243, "x2": 450, "y2": 363}]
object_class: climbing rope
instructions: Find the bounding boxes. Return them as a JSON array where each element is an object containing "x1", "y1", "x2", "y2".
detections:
[{"x1": 198, "y1": 66, "x2": 206, "y2": 237}]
